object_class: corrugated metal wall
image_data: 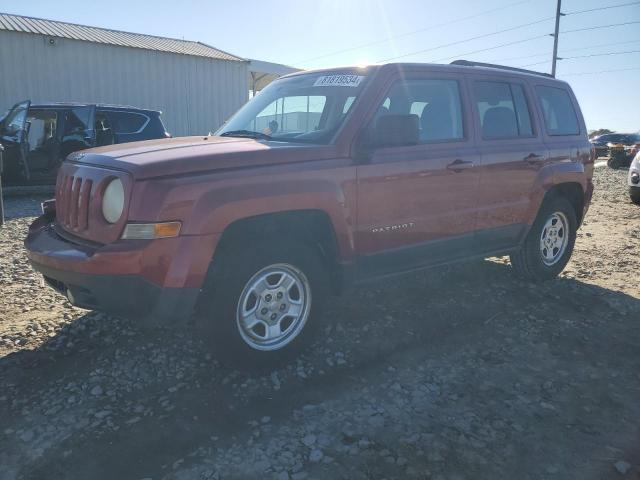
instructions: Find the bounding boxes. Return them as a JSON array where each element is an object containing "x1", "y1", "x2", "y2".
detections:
[{"x1": 0, "y1": 30, "x2": 249, "y2": 136}]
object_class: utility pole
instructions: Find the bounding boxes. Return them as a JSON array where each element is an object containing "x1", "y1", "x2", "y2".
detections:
[{"x1": 551, "y1": 0, "x2": 562, "y2": 77}]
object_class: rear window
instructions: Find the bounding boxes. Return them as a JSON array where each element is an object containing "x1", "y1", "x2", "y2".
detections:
[
  {"x1": 535, "y1": 86, "x2": 580, "y2": 136},
  {"x1": 474, "y1": 81, "x2": 533, "y2": 139}
]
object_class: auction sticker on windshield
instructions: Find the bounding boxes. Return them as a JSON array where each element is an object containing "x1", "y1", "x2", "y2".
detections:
[{"x1": 314, "y1": 75, "x2": 364, "y2": 87}]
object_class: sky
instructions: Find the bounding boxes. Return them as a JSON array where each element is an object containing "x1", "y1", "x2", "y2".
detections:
[{"x1": 2, "y1": 0, "x2": 639, "y2": 132}]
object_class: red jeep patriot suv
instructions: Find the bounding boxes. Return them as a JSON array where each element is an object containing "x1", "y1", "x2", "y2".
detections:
[{"x1": 25, "y1": 61, "x2": 594, "y2": 364}]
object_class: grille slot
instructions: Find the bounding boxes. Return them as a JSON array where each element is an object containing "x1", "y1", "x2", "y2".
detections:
[{"x1": 56, "y1": 174, "x2": 93, "y2": 232}]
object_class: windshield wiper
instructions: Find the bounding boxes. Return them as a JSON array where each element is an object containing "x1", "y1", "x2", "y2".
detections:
[{"x1": 220, "y1": 130, "x2": 272, "y2": 140}]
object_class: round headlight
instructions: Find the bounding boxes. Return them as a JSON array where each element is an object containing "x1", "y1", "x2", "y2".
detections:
[{"x1": 102, "y1": 178, "x2": 124, "y2": 224}]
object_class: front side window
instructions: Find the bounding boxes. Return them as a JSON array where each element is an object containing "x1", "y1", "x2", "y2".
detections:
[
  {"x1": 26, "y1": 110, "x2": 57, "y2": 152},
  {"x1": 474, "y1": 81, "x2": 534, "y2": 139},
  {"x1": 376, "y1": 79, "x2": 464, "y2": 143},
  {"x1": 217, "y1": 70, "x2": 370, "y2": 144},
  {"x1": 536, "y1": 85, "x2": 580, "y2": 136}
]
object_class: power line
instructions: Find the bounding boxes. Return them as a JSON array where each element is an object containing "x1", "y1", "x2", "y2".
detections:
[
  {"x1": 520, "y1": 49, "x2": 640, "y2": 67},
  {"x1": 563, "y1": 1, "x2": 640, "y2": 16},
  {"x1": 559, "y1": 66, "x2": 640, "y2": 77},
  {"x1": 490, "y1": 39, "x2": 640, "y2": 63},
  {"x1": 560, "y1": 49, "x2": 640, "y2": 60},
  {"x1": 294, "y1": 0, "x2": 530, "y2": 65},
  {"x1": 561, "y1": 20, "x2": 640, "y2": 34},
  {"x1": 377, "y1": 16, "x2": 554, "y2": 63},
  {"x1": 426, "y1": 34, "x2": 550, "y2": 63}
]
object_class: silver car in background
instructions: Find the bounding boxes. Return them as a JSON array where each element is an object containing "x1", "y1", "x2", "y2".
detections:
[{"x1": 630, "y1": 151, "x2": 640, "y2": 205}]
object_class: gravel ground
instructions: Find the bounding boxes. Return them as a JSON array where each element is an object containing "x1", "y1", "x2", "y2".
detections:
[{"x1": 0, "y1": 165, "x2": 639, "y2": 480}]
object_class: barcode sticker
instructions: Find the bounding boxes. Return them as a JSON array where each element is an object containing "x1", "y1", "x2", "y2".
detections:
[{"x1": 313, "y1": 75, "x2": 364, "y2": 87}]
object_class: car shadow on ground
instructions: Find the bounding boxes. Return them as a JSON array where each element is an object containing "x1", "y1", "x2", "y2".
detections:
[{"x1": 1, "y1": 260, "x2": 639, "y2": 479}]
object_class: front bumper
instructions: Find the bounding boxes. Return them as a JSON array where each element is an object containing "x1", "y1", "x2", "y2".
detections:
[
  {"x1": 35, "y1": 262, "x2": 199, "y2": 322},
  {"x1": 25, "y1": 215, "x2": 220, "y2": 323}
]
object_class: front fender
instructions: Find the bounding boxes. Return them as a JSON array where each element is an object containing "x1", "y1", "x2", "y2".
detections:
[
  {"x1": 129, "y1": 161, "x2": 357, "y2": 263},
  {"x1": 194, "y1": 179, "x2": 355, "y2": 263}
]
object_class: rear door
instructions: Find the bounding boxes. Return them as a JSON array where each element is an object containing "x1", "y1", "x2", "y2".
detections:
[
  {"x1": 355, "y1": 72, "x2": 482, "y2": 277},
  {"x1": 59, "y1": 105, "x2": 96, "y2": 160},
  {"x1": 534, "y1": 83, "x2": 589, "y2": 173},
  {"x1": 470, "y1": 76, "x2": 547, "y2": 251}
]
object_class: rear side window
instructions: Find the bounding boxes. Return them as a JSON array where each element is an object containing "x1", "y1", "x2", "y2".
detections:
[
  {"x1": 109, "y1": 111, "x2": 148, "y2": 134},
  {"x1": 535, "y1": 86, "x2": 580, "y2": 136},
  {"x1": 64, "y1": 106, "x2": 91, "y2": 135},
  {"x1": 474, "y1": 81, "x2": 533, "y2": 139}
]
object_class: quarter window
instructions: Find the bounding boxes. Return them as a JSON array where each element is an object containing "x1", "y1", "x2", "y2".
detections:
[
  {"x1": 536, "y1": 86, "x2": 580, "y2": 136},
  {"x1": 474, "y1": 81, "x2": 534, "y2": 139},
  {"x1": 109, "y1": 111, "x2": 148, "y2": 134},
  {"x1": 379, "y1": 79, "x2": 464, "y2": 143}
]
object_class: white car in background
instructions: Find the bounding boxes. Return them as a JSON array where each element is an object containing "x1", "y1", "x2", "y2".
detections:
[{"x1": 630, "y1": 151, "x2": 640, "y2": 205}]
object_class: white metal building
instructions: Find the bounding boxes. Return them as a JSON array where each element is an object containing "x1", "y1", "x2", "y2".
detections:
[{"x1": 0, "y1": 13, "x2": 296, "y2": 136}]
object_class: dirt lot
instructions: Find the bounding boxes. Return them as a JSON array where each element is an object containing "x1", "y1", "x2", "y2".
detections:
[{"x1": 0, "y1": 165, "x2": 638, "y2": 480}]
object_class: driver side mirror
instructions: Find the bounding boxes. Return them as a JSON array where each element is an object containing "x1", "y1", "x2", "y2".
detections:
[
  {"x1": 374, "y1": 114, "x2": 419, "y2": 148},
  {"x1": 354, "y1": 114, "x2": 420, "y2": 163}
]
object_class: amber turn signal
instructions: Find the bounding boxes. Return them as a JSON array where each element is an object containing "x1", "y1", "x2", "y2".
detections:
[{"x1": 121, "y1": 222, "x2": 181, "y2": 239}]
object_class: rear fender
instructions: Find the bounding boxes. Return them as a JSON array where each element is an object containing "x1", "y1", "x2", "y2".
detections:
[{"x1": 524, "y1": 162, "x2": 587, "y2": 226}]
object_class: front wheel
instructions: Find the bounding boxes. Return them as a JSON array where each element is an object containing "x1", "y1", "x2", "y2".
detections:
[
  {"x1": 631, "y1": 187, "x2": 640, "y2": 205},
  {"x1": 198, "y1": 240, "x2": 328, "y2": 369},
  {"x1": 510, "y1": 196, "x2": 577, "y2": 281}
]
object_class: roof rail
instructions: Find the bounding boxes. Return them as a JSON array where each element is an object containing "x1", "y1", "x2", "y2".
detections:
[{"x1": 450, "y1": 60, "x2": 554, "y2": 78}]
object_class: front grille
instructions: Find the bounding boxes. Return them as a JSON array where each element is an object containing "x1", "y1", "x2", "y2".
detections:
[{"x1": 56, "y1": 174, "x2": 93, "y2": 232}]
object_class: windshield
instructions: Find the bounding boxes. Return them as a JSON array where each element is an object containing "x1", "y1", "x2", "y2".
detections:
[
  {"x1": 598, "y1": 134, "x2": 630, "y2": 143},
  {"x1": 216, "y1": 70, "x2": 370, "y2": 144}
]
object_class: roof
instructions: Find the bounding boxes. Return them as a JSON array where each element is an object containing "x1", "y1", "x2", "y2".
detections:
[
  {"x1": 289, "y1": 62, "x2": 563, "y2": 83},
  {"x1": 0, "y1": 12, "x2": 245, "y2": 62},
  {"x1": 29, "y1": 101, "x2": 160, "y2": 113}
]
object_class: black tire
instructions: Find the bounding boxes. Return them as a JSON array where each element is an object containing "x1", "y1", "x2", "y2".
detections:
[
  {"x1": 630, "y1": 187, "x2": 640, "y2": 205},
  {"x1": 607, "y1": 157, "x2": 620, "y2": 169},
  {"x1": 197, "y1": 239, "x2": 328, "y2": 370},
  {"x1": 510, "y1": 196, "x2": 577, "y2": 281}
]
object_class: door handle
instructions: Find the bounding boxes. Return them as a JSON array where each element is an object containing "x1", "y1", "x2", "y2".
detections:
[{"x1": 446, "y1": 159, "x2": 474, "y2": 172}]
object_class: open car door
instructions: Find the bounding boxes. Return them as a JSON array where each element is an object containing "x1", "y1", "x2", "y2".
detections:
[{"x1": 0, "y1": 100, "x2": 31, "y2": 181}]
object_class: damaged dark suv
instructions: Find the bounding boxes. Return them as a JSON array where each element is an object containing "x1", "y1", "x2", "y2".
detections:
[{"x1": 0, "y1": 100, "x2": 169, "y2": 185}]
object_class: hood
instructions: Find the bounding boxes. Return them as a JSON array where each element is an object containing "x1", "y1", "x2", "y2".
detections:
[{"x1": 67, "y1": 136, "x2": 338, "y2": 179}]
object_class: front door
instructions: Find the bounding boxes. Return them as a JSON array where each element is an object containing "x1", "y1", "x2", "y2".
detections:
[
  {"x1": 0, "y1": 100, "x2": 31, "y2": 182},
  {"x1": 355, "y1": 75, "x2": 481, "y2": 278}
]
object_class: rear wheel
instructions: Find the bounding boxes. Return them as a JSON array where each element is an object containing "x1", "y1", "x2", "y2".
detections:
[
  {"x1": 510, "y1": 196, "x2": 577, "y2": 281},
  {"x1": 198, "y1": 240, "x2": 328, "y2": 369}
]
